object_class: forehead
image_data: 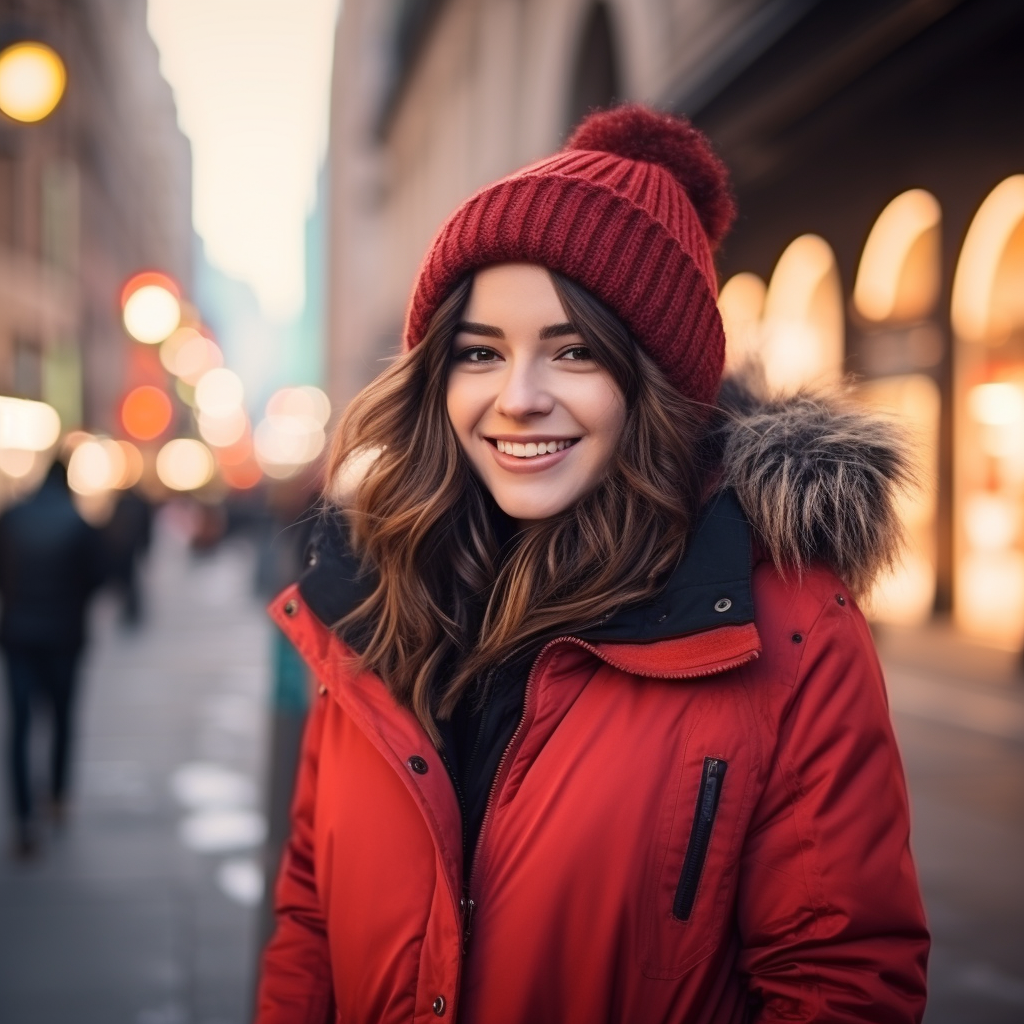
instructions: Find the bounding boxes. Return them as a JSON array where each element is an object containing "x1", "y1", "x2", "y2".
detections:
[{"x1": 463, "y1": 263, "x2": 567, "y2": 325}]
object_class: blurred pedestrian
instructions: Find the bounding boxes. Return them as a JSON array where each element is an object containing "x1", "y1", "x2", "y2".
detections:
[
  {"x1": 0, "y1": 458, "x2": 104, "y2": 858},
  {"x1": 103, "y1": 487, "x2": 153, "y2": 626},
  {"x1": 256, "y1": 106, "x2": 929, "y2": 1022}
]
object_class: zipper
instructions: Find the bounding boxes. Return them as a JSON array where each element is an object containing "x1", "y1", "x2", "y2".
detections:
[
  {"x1": 561, "y1": 635, "x2": 759, "y2": 680},
  {"x1": 464, "y1": 637, "x2": 558, "y2": 933},
  {"x1": 673, "y1": 756, "x2": 728, "y2": 920}
]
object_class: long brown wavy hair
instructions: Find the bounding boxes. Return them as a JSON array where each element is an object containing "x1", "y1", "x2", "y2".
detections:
[{"x1": 328, "y1": 270, "x2": 710, "y2": 743}]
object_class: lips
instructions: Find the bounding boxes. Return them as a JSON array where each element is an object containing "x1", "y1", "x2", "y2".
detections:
[{"x1": 485, "y1": 436, "x2": 578, "y2": 472}]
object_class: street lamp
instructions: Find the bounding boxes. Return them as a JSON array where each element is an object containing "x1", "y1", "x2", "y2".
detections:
[{"x1": 0, "y1": 40, "x2": 65, "y2": 123}]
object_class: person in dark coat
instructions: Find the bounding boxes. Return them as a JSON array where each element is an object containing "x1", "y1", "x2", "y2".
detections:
[
  {"x1": 0, "y1": 458, "x2": 104, "y2": 858},
  {"x1": 103, "y1": 488, "x2": 153, "y2": 625}
]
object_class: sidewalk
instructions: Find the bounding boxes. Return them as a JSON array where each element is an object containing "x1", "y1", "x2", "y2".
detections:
[
  {"x1": 0, "y1": 518, "x2": 272, "y2": 1024},
  {"x1": 875, "y1": 619, "x2": 1024, "y2": 743}
]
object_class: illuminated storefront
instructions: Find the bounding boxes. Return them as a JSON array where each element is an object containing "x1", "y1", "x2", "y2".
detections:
[{"x1": 719, "y1": 174, "x2": 1024, "y2": 648}]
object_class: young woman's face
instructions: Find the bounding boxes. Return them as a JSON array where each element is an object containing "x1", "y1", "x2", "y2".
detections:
[{"x1": 446, "y1": 262, "x2": 626, "y2": 528}]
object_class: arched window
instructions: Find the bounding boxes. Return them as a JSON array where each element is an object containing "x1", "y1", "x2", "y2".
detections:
[
  {"x1": 567, "y1": 3, "x2": 620, "y2": 133},
  {"x1": 952, "y1": 176, "x2": 1024, "y2": 646},
  {"x1": 854, "y1": 189, "x2": 942, "y2": 324},
  {"x1": 718, "y1": 272, "x2": 766, "y2": 371},
  {"x1": 761, "y1": 234, "x2": 844, "y2": 392}
]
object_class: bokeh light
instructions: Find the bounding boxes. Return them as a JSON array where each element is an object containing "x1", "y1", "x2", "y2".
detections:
[
  {"x1": 0, "y1": 396, "x2": 61, "y2": 451},
  {"x1": 160, "y1": 327, "x2": 204, "y2": 374},
  {"x1": 173, "y1": 333, "x2": 224, "y2": 384},
  {"x1": 0, "y1": 448, "x2": 37, "y2": 479},
  {"x1": 198, "y1": 407, "x2": 247, "y2": 448},
  {"x1": 121, "y1": 385, "x2": 174, "y2": 441},
  {"x1": 0, "y1": 42, "x2": 66, "y2": 123},
  {"x1": 219, "y1": 458, "x2": 263, "y2": 490},
  {"x1": 194, "y1": 368, "x2": 244, "y2": 418},
  {"x1": 67, "y1": 440, "x2": 114, "y2": 496},
  {"x1": 253, "y1": 414, "x2": 325, "y2": 478},
  {"x1": 266, "y1": 385, "x2": 331, "y2": 426},
  {"x1": 156, "y1": 438, "x2": 215, "y2": 491},
  {"x1": 112, "y1": 440, "x2": 144, "y2": 489},
  {"x1": 122, "y1": 272, "x2": 182, "y2": 344}
]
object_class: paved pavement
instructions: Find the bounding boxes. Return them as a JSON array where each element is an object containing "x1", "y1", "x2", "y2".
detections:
[
  {"x1": 0, "y1": 516, "x2": 272, "y2": 1024},
  {"x1": 879, "y1": 625, "x2": 1024, "y2": 1024},
  {"x1": 0, "y1": 521, "x2": 1023, "y2": 1022}
]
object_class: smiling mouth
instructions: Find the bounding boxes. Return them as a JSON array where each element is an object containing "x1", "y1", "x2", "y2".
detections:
[{"x1": 487, "y1": 438, "x2": 580, "y2": 458}]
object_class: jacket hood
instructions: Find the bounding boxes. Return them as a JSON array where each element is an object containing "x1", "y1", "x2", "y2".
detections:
[{"x1": 713, "y1": 366, "x2": 914, "y2": 599}]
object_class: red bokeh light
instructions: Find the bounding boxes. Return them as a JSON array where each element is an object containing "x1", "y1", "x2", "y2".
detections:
[
  {"x1": 120, "y1": 270, "x2": 180, "y2": 310},
  {"x1": 219, "y1": 458, "x2": 262, "y2": 490},
  {"x1": 121, "y1": 385, "x2": 173, "y2": 441}
]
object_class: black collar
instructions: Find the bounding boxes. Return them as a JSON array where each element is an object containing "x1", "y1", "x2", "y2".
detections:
[{"x1": 297, "y1": 489, "x2": 753, "y2": 645}]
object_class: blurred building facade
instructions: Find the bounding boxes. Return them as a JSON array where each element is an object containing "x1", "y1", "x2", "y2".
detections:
[
  {"x1": 325, "y1": 0, "x2": 1024, "y2": 650},
  {"x1": 0, "y1": 0, "x2": 192, "y2": 442}
]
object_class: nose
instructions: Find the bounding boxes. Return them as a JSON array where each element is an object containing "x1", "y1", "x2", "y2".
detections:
[{"x1": 493, "y1": 360, "x2": 554, "y2": 419}]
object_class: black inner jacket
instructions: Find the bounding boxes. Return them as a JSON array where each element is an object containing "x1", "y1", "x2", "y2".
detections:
[{"x1": 298, "y1": 490, "x2": 753, "y2": 885}]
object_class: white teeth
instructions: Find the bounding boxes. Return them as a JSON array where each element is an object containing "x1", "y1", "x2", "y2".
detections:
[{"x1": 495, "y1": 439, "x2": 573, "y2": 458}]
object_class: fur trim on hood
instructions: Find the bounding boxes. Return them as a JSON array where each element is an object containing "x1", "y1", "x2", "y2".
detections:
[{"x1": 713, "y1": 367, "x2": 916, "y2": 598}]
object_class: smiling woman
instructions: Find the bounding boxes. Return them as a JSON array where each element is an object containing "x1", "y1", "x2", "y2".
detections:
[
  {"x1": 256, "y1": 106, "x2": 929, "y2": 1024},
  {"x1": 447, "y1": 263, "x2": 627, "y2": 527}
]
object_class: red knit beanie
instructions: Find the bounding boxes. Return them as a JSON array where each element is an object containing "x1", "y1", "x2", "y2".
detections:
[{"x1": 404, "y1": 104, "x2": 736, "y2": 407}]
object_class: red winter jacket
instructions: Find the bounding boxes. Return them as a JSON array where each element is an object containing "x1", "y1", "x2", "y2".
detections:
[{"x1": 256, "y1": 478, "x2": 929, "y2": 1024}]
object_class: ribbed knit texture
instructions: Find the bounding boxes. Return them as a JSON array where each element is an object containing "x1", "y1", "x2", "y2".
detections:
[{"x1": 404, "y1": 107, "x2": 733, "y2": 408}]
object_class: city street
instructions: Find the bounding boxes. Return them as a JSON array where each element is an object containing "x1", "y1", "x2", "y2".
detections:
[
  {"x1": 0, "y1": 515, "x2": 273, "y2": 1024},
  {"x1": 0, "y1": 520, "x2": 1023, "y2": 1023}
]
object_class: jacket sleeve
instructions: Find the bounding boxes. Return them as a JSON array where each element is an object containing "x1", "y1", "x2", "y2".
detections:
[
  {"x1": 736, "y1": 587, "x2": 929, "y2": 1022},
  {"x1": 255, "y1": 687, "x2": 335, "y2": 1024}
]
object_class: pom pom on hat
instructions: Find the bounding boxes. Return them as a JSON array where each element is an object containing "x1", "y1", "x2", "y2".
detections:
[{"x1": 566, "y1": 104, "x2": 736, "y2": 251}]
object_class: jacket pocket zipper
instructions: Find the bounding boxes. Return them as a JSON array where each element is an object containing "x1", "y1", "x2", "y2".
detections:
[{"x1": 672, "y1": 756, "x2": 727, "y2": 921}]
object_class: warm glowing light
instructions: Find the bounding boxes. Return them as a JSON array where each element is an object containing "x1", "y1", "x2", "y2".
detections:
[
  {"x1": 198, "y1": 407, "x2": 247, "y2": 448},
  {"x1": 219, "y1": 459, "x2": 263, "y2": 490},
  {"x1": 762, "y1": 235, "x2": 844, "y2": 391},
  {"x1": 952, "y1": 176, "x2": 1024, "y2": 343},
  {"x1": 0, "y1": 42, "x2": 66, "y2": 123},
  {"x1": 957, "y1": 551, "x2": 1024, "y2": 648},
  {"x1": 718, "y1": 274, "x2": 767, "y2": 371},
  {"x1": 868, "y1": 555, "x2": 936, "y2": 626},
  {"x1": 194, "y1": 368, "x2": 244, "y2": 418},
  {"x1": 67, "y1": 440, "x2": 114, "y2": 496},
  {"x1": 965, "y1": 494, "x2": 1020, "y2": 552},
  {"x1": 266, "y1": 386, "x2": 331, "y2": 427},
  {"x1": 122, "y1": 272, "x2": 182, "y2": 344},
  {"x1": 156, "y1": 438, "x2": 215, "y2": 491},
  {"x1": 173, "y1": 333, "x2": 223, "y2": 385},
  {"x1": 0, "y1": 448, "x2": 37, "y2": 479},
  {"x1": 112, "y1": 440, "x2": 144, "y2": 489},
  {"x1": 212, "y1": 433, "x2": 253, "y2": 467},
  {"x1": 121, "y1": 385, "x2": 174, "y2": 441},
  {"x1": 968, "y1": 382, "x2": 1024, "y2": 426},
  {"x1": 253, "y1": 414, "x2": 325, "y2": 476},
  {"x1": 0, "y1": 397, "x2": 61, "y2": 451},
  {"x1": 160, "y1": 327, "x2": 203, "y2": 375},
  {"x1": 854, "y1": 190, "x2": 941, "y2": 323}
]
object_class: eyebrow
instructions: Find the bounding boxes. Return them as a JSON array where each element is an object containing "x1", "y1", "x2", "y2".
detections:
[{"x1": 454, "y1": 321, "x2": 579, "y2": 340}]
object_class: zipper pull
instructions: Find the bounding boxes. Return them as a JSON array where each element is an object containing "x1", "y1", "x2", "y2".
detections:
[
  {"x1": 462, "y1": 898, "x2": 476, "y2": 951},
  {"x1": 700, "y1": 759, "x2": 721, "y2": 822}
]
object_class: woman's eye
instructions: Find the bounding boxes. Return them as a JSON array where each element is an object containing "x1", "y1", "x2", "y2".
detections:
[
  {"x1": 559, "y1": 345, "x2": 593, "y2": 361},
  {"x1": 455, "y1": 346, "x2": 498, "y2": 363}
]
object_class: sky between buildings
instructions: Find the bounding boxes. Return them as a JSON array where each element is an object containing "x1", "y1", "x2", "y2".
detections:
[{"x1": 147, "y1": 0, "x2": 340, "y2": 323}]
